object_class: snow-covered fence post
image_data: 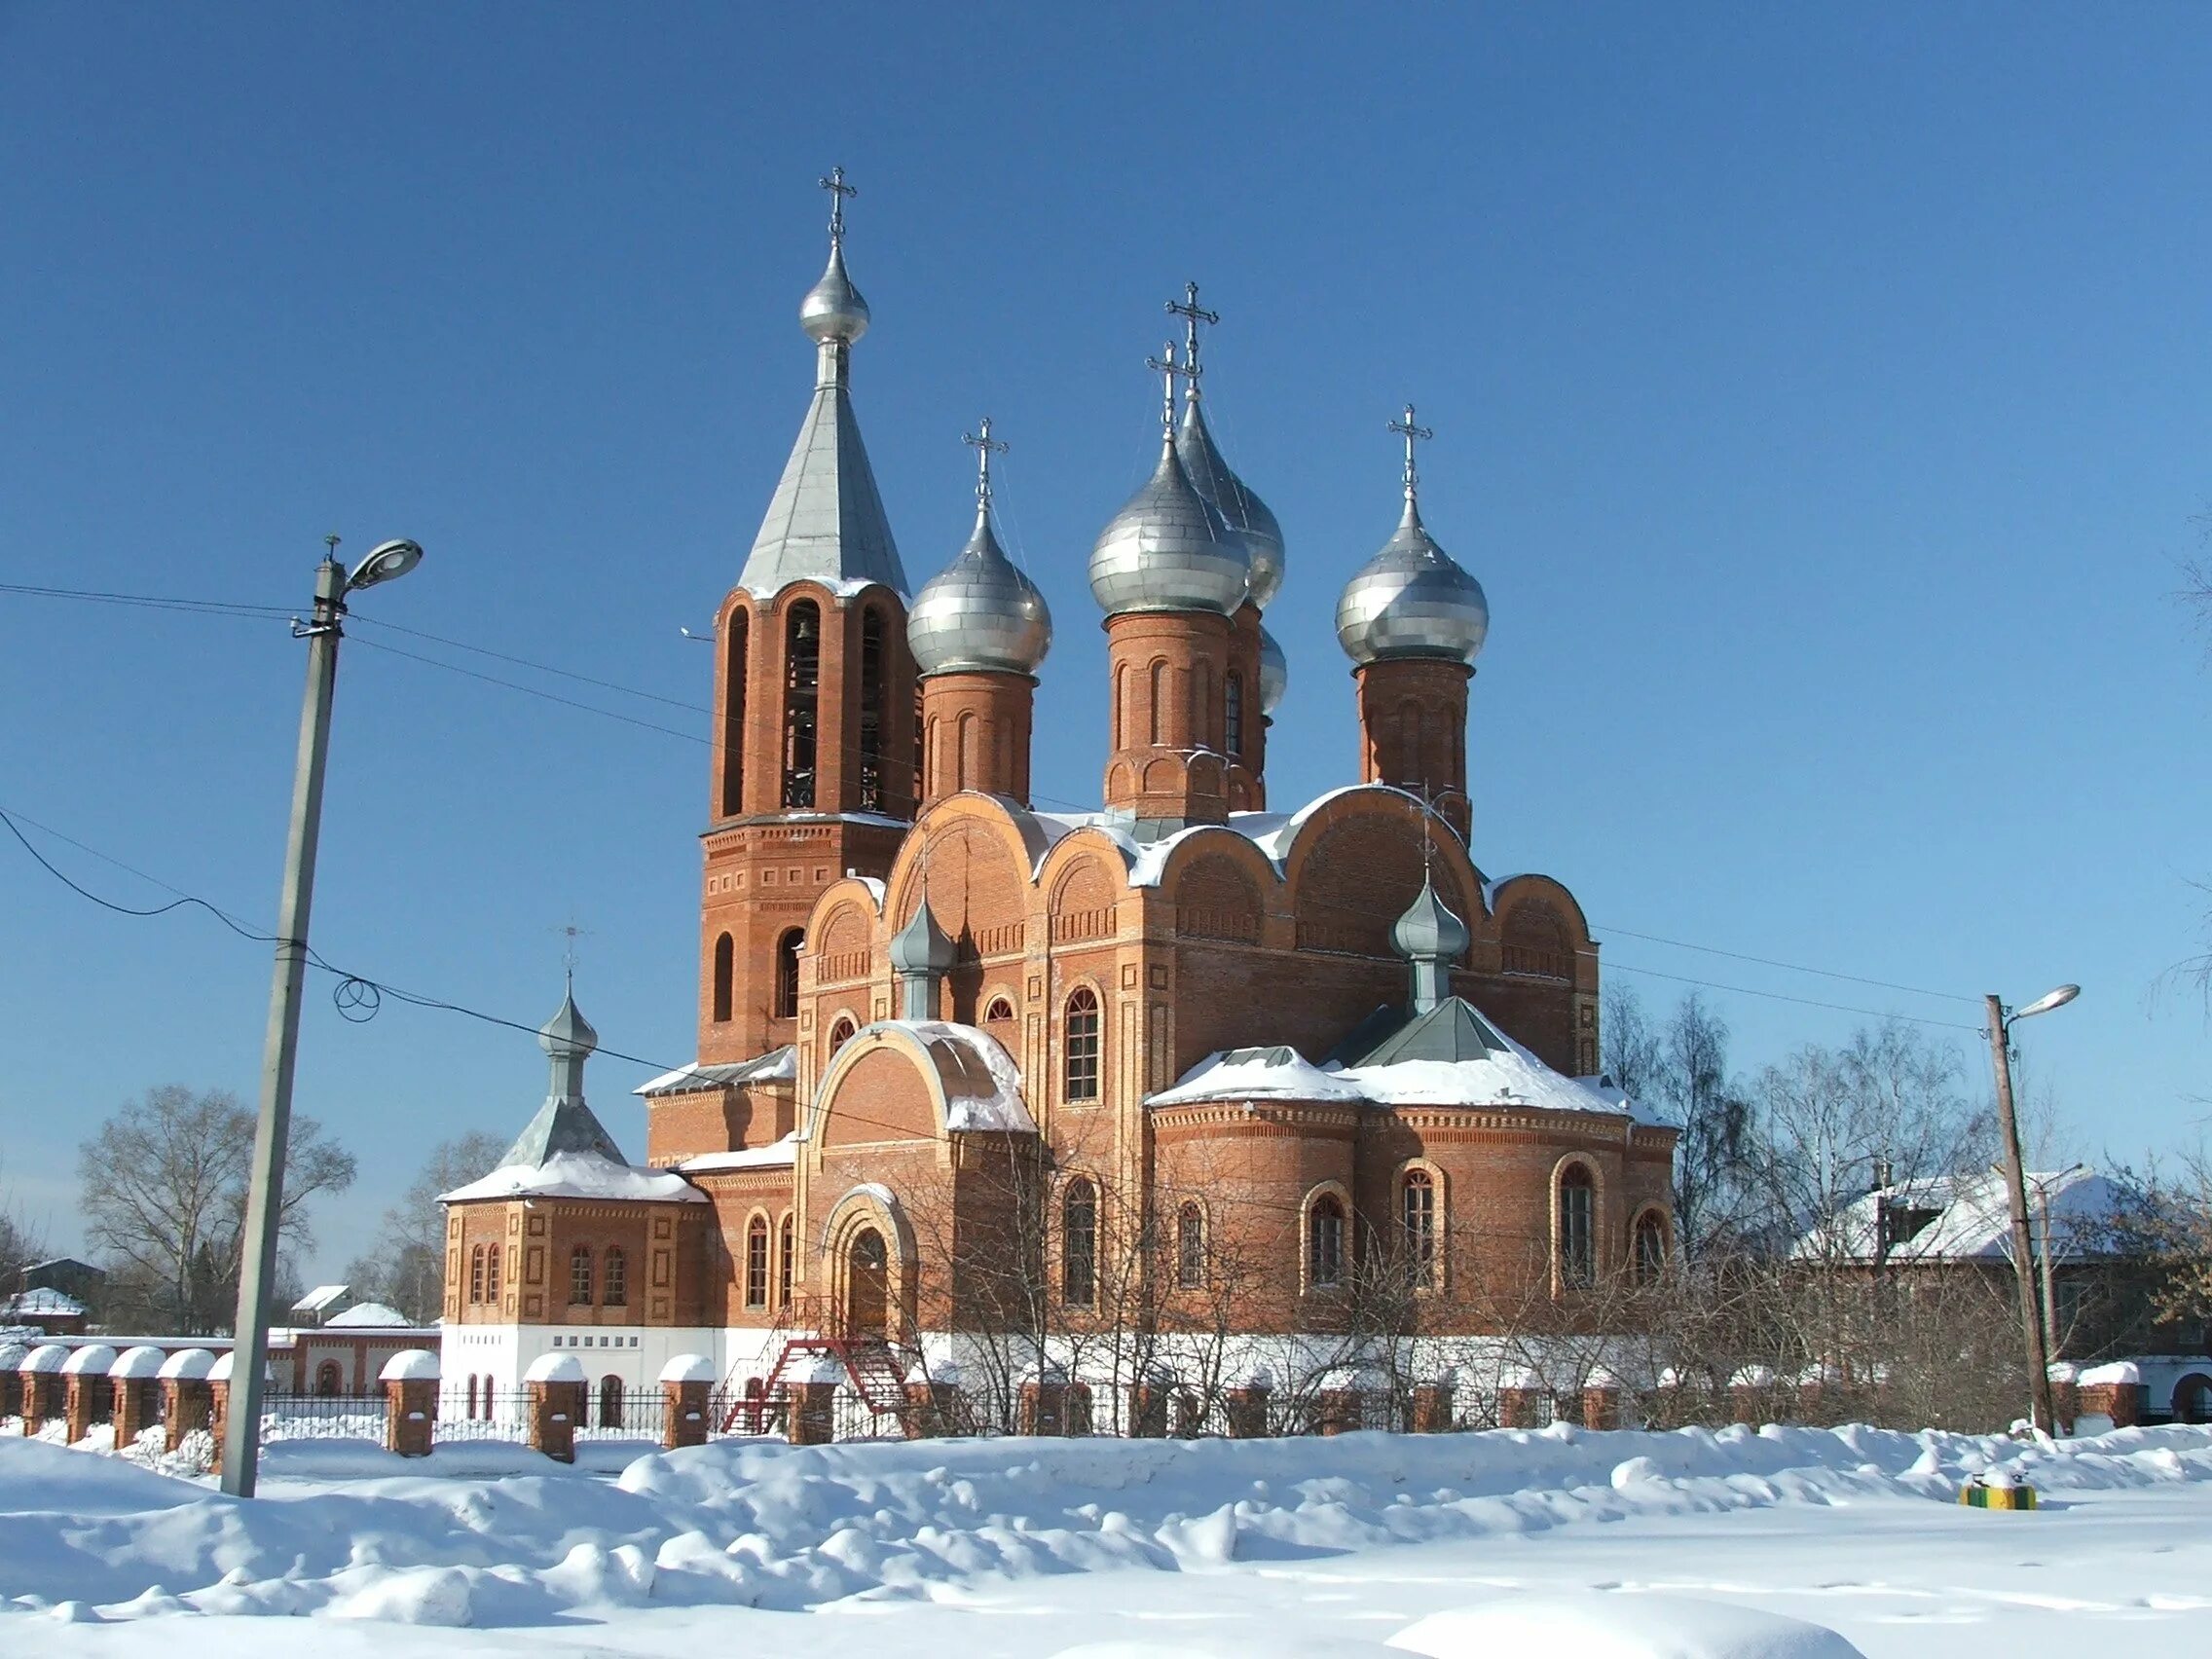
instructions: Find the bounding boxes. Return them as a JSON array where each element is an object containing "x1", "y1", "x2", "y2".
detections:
[
  {"x1": 60, "y1": 1345, "x2": 118, "y2": 1444},
  {"x1": 1314, "y1": 1377, "x2": 1364, "y2": 1437},
  {"x1": 2074, "y1": 1362, "x2": 2143, "y2": 1433},
  {"x1": 380, "y1": 1349, "x2": 440, "y2": 1457},
  {"x1": 525, "y1": 1352, "x2": 587, "y2": 1462},
  {"x1": 2047, "y1": 1363, "x2": 2080, "y2": 1434},
  {"x1": 19, "y1": 1344, "x2": 69, "y2": 1430},
  {"x1": 0, "y1": 1343, "x2": 25, "y2": 1421},
  {"x1": 1580, "y1": 1367, "x2": 1622, "y2": 1430},
  {"x1": 1496, "y1": 1366, "x2": 1546, "y2": 1429},
  {"x1": 109, "y1": 1346, "x2": 166, "y2": 1449},
  {"x1": 1410, "y1": 1374, "x2": 1456, "y2": 1433},
  {"x1": 658, "y1": 1354, "x2": 716, "y2": 1450},
  {"x1": 157, "y1": 1348, "x2": 215, "y2": 1452},
  {"x1": 903, "y1": 1361, "x2": 962, "y2": 1439},
  {"x1": 1127, "y1": 1364, "x2": 1173, "y2": 1438},
  {"x1": 1223, "y1": 1368, "x2": 1272, "y2": 1438},
  {"x1": 784, "y1": 1354, "x2": 842, "y2": 1445}
]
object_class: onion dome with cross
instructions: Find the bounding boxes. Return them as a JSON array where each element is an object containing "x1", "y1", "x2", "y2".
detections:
[
  {"x1": 799, "y1": 166, "x2": 869, "y2": 345},
  {"x1": 1166, "y1": 282, "x2": 1287, "y2": 609},
  {"x1": 907, "y1": 419, "x2": 1053, "y2": 677},
  {"x1": 1088, "y1": 338, "x2": 1251, "y2": 617},
  {"x1": 1335, "y1": 405, "x2": 1490, "y2": 665}
]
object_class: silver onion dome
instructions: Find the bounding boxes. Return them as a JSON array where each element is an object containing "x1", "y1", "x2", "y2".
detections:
[
  {"x1": 799, "y1": 239, "x2": 869, "y2": 345},
  {"x1": 1089, "y1": 438, "x2": 1250, "y2": 617},
  {"x1": 909, "y1": 508, "x2": 1051, "y2": 677},
  {"x1": 889, "y1": 898, "x2": 957, "y2": 977},
  {"x1": 1177, "y1": 399, "x2": 1285, "y2": 608},
  {"x1": 537, "y1": 983, "x2": 599, "y2": 1061},
  {"x1": 1257, "y1": 623, "x2": 1287, "y2": 714},
  {"x1": 1335, "y1": 499, "x2": 1490, "y2": 666},
  {"x1": 1391, "y1": 872, "x2": 1472, "y2": 963}
]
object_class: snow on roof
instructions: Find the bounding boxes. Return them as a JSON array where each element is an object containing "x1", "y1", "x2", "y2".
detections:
[
  {"x1": 379, "y1": 1348, "x2": 441, "y2": 1382},
  {"x1": 636, "y1": 1047, "x2": 798, "y2": 1097},
  {"x1": 291, "y1": 1284, "x2": 350, "y2": 1314},
  {"x1": 1794, "y1": 1166, "x2": 2122, "y2": 1265},
  {"x1": 322, "y1": 1302, "x2": 414, "y2": 1330},
  {"x1": 899, "y1": 1020, "x2": 1035, "y2": 1132},
  {"x1": 58, "y1": 1344, "x2": 118, "y2": 1377},
  {"x1": 0, "y1": 1344, "x2": 26, "y2": 1370},
  {"x1": 441, "y1": 1149, "x2": 707, "y2": 1205},
  {"x1": 678, "y1": 1134, "x2": 800, "y2": 1174},
  {"x1": 110, "y1": 1346, "x2": 166, "y2": 1380},
  {"x1": 4, "y1": 1288, "x2": 86, "y2": 1317},
  {"x1": 1149, "y1": 1002, "x2": 1658, "y2": 1124}
]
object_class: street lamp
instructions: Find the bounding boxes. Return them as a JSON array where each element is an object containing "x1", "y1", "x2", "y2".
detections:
[
  {"x1": 1984, "y1": 982, "x2": 2080, "y2": 1437},
  {"x1": 219, "y1": 537, "x2": 424, "y2": 1498}
]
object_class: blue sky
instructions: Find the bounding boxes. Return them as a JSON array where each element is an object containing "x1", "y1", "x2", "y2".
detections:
[{"x1": 2, "y1": 3, "x2": 2207, "y2": 1274}]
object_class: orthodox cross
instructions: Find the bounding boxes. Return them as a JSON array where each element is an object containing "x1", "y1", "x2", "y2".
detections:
[
  {"x1": 552, "y1": 918, "x2": 591, "y2": 984},
  {"x1": 818, "y1": 165, "x2": 857, "y2": 241},
  {"x1": 1389, "y1": 402, "x2": 1434, "y2": 503},
  {"x1": 963, "y1": 418, "x2": 1009, "y2": 509},
  {"x1": 1145, "y1": 340, "x2": 1197, "y2": 437},
  {"x1": 1165, "y1": 280, "x2": 1218, "y2": 387}
]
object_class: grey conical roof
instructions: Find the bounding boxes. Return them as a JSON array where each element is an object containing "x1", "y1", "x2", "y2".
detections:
[
  {"x1": 497, "y1": 1094, "x2": 628, "y2": 1169},
  {"x1": 1353, "y1": 997, "x2": 1512, "y2": 1067},
  {"x1": 889, "y1": 897, "x2": 957, "y2": 975}
]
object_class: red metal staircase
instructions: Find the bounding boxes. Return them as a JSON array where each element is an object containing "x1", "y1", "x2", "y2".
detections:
[{"x1": 720, "y1": 1297, "x2": 911, "y2": 1433}]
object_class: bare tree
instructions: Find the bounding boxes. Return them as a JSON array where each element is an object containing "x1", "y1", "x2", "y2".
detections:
[
  {"x1": 345, "y1": 1131, "x2": 505, "y2": 1322},
  {"x1": 1604, "y1": 986, "x2": 1755, "y2": 1259},
  {"x1": 0, "y1": 1161, "x2": 44, "y2": 1299},
  {"x1": 79, "y1": 1085, "x2": 356, "y2": 1334}
]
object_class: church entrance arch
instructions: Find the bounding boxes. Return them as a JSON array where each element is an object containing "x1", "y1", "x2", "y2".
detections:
[{"x1": 846, "y1": 1227, "x2": 889, "y2": 1340}]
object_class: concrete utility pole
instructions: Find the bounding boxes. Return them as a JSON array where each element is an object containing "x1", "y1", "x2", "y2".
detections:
[
  {"x1": 220, "y1": 538, "x2": 421, "y2": 1497},
  {"x1": 1984, "y1": 987, "x2": 2078, "y2": 1437}
]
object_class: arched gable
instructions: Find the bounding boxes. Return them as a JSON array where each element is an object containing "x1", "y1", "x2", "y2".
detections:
[
  {"x1": 806, "y1": 1023, "x2": 1036, "y2": 1167},
  {"x1": 1487, "y1": 873, "x2": 1592, "y2": 951},
  {"x1": 1277, "y1": 787, "x2": 1485, "y2": 958},
  {"x1": 884, "y1": 796, "x2": 1049, "y2": 948}
]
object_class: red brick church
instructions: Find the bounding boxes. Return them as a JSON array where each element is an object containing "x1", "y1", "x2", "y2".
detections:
[{"x1": 441, "y1": 175, "x2": 1676, "y2": 1424}]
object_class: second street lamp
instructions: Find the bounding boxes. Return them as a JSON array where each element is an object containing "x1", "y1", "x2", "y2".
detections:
[
  {"x1": 1983, "y1": 982, "x2": 2080, "y2": 1437},
  {"x1": 219, "y1": 537, "x2": 424, "y2": 1499}
]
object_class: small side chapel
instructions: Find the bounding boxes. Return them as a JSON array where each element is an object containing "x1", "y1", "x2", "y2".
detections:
[{"x1": 442, "y1": 172, "x2": 1677, "y2": 1417}]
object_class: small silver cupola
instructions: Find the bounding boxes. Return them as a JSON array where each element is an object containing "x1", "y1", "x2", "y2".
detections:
[
  {"x1": 1392, "y1": 872, "x2": 1471, "y2": 1014},
  {"x1": 538, "y1": 979, "x2": 600, "y2": 1102},
  {"x1": 799, "y1": 166, "x2": 870, "y2": 348},
  {"x1": 1257, "y1": 623, "x2": 1287, "y2": 715},
  {"x1": 1335, "y1": 405, "x2": 1490, "y2": 667},
  {"x1": 889, "y1": 893, "x2": 957, "y2": 1019},
  {"x1": 1088, "y1": 340, "x2": 1250, "y2": 618},
  {"x1": 1167, "y1": 282, "x2": 1286, "y2": 609},
  {"x1": 907, "y1": 419, "x2": 1053, "y2": 677}
]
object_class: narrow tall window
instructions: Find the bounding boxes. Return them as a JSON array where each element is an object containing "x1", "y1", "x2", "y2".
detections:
[
  {"x1": 746, "y1": 1216, "x2": 769, "y2": 1309},
  {"x1": 713, "y1": 933, "x2": 734, "y2": 1024},
  {"x1": 469, "y1": 1243, "x2": 486, "y2": 1305},
  {"x1": 569, "y1": 1244, "x2": 594, "y2": 1307},
  {"x1": 1634, "y1": 1210, "x2": 1668, "y2": 1285},
  {"x1": 1149, "y1": 660, "x2": 1168, "y2": 746},
  {"x1": 783, "y1": 601, "x2": 821, "y2": 807},
  {"x1": 1224, "y1": 671, "x2": 1244, "y2": 757},
  {"x1": 598, "y1": 1376, "x2": 623, "y2": 1429},
  {"x1": 1062, "y1": 1178, "x2": 1097, "y2": 1308},
  {"x1": 1177, "y1": 1202, "x2": 1205, "y2": 1288},
  {"x1": 1560, "y1": 1165, "x2": 1596, "y2": 1288},
  {"x1": 858, "y1": 608, "x2": 887, "y2": 810},
  {"x1": 775, "y1": 928, "x2": 802, "y2": 1019},
  {"x1": 485, "y1": 1243, "x2": 502, "y2": 1304},
  {"x1": 1194, "y1": 658, "x2": 1213, "y2": 748},
  {"x1": 1308, "y1": 1194, "x2": 1346, "y2": 1289},
  {"x1": 1063, "y1": 987, "x2": 1101, "y2": 1101},
  {"x1": 720, "y1": 609, "x2": 749, "y2": 816},
  {"x1": 603, "y1": 1246, "x2": 628, "y2": 1308},
  {"x1": 1402, "y1": 1169, "x2": 1437, "y2": 1288},
  {"x1": 778, "y1": 1214, "x2": 795, "y2": 1308}
]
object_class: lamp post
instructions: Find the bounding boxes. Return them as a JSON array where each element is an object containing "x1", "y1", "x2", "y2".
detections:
[
  {"x1": 219, "y1": 537, "x2": 424, "y2": 1498},
  {"x1": 1983, "y1": 982, "x2": 2079, "y2": 1437}
]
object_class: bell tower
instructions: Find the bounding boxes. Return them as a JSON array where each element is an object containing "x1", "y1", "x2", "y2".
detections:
[{"x1": 700, "y1": 169, "x2": 919, "y2": 1063}]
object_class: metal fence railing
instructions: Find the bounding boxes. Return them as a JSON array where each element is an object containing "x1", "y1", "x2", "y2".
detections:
[
  {"x1": 577, "y1": 1385, "x2": 666, "y2": 1443},
  {"x1": 259, "y1": 1393, "x2": 387, "y2": 1441}
]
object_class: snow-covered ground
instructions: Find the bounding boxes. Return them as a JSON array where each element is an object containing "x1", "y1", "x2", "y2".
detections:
[{"x1": 5, "y1": 1421, "x2": 2211, "y2": 1657}]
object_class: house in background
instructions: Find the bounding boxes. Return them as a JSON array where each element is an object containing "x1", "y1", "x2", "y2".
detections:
[{"x1": 1, "y1": 1286, "x2": 89, "y2": 1337}]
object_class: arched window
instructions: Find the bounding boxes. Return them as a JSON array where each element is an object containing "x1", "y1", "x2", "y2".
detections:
[
  {"x1": 314, "y1": 1361, "x2": 342, "y2": 1396},
  {"x1": 1559, "y1": 1164, "x2": 1597, "y2": 1288},
  {"x1": 1402, "y1": 1168, "x2": 1437, "y2": 1288},
  {"x1": 984, "y1": 996, "x2": 1014, "y2": 1026},
  {"x1": 1114, "y1": 663, "x2": 1129, "y2": 750},
  {"x1": 569, "y1": 1244, "x2": 594, "y2": 1306},
  {"x1": 1148, "y1": 659, "x2": 1168, "y2": 746},
  {"x1": 1308, "y1": 1194, "x2": 1346, "y2": 1289},
  {"x1": 778, "y1": 1213, "x2": 795, "y2": 1308},
  {"x1": 1224, "y1": 671, "x2": 1244, "y2": 757},
  {"x1": 603, "y1": 1246, "x2": 628, "y2": 1308},
  {"x1": 829, "y1": 1015, "x2": 857, "y2": 1057},
  {"x1": 599, "y1": 1375, "x2": 624, "y2": 1429},
  {"x1": 720, "y1": 608, "x2": 748, "y2": 816},
  {"x1": 1633, "y1": 1210, "x2": 1668, "y2": 1285},
  {"x1": 782, "y1": 600, "x2": 821, "y2": 808},
  {"x1": 775, "y1": 928, "x2": 803, "y2": 1020},
  {"x1": 469, "y1": 1243, "x2": 487, "y2": 1305},
  {"x1": 1176, "y1": 1202, "x2": 1205, "y2": 1288},
  {"x1": 1062, "y1": 1178, "x2": 1097, "y2": 1308},
  {"x1": 858, "y1": 608, "x2": 887, "y2": 810},
  {"x1": 957, "y1": 710, "x2": 977, "y2": 792},
  {"x1": 485, "y1": 1243, "x2": 502, "y2": 1303},
  {"x1": 1063, "y1": 987, "x2": 1101, "y2": 1102},
  {"x1": 745, "y1": 1215, "x2": 770, "y2": 1309},
  {"x1": 712, "y1": 933, "x2": 734, "y2": 1024},
  {"x1": 1193, "y1": 658, "x2": 1213, "y2": 748},
  {"x1": 465, "y1": 1374, "x2": 480, "y2": 1418}
]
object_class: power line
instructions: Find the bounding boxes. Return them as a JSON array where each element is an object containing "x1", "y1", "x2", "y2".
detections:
[
  {"x1": 1604, "y1": 960, "x2": 1982, "y2": 1033},
  {"x1": 0, "y1": 580, "x2": 294, "y2": 619},
  {"x1": 1588, "y1": 924, "x2": 1976, "y2": 1006}
]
